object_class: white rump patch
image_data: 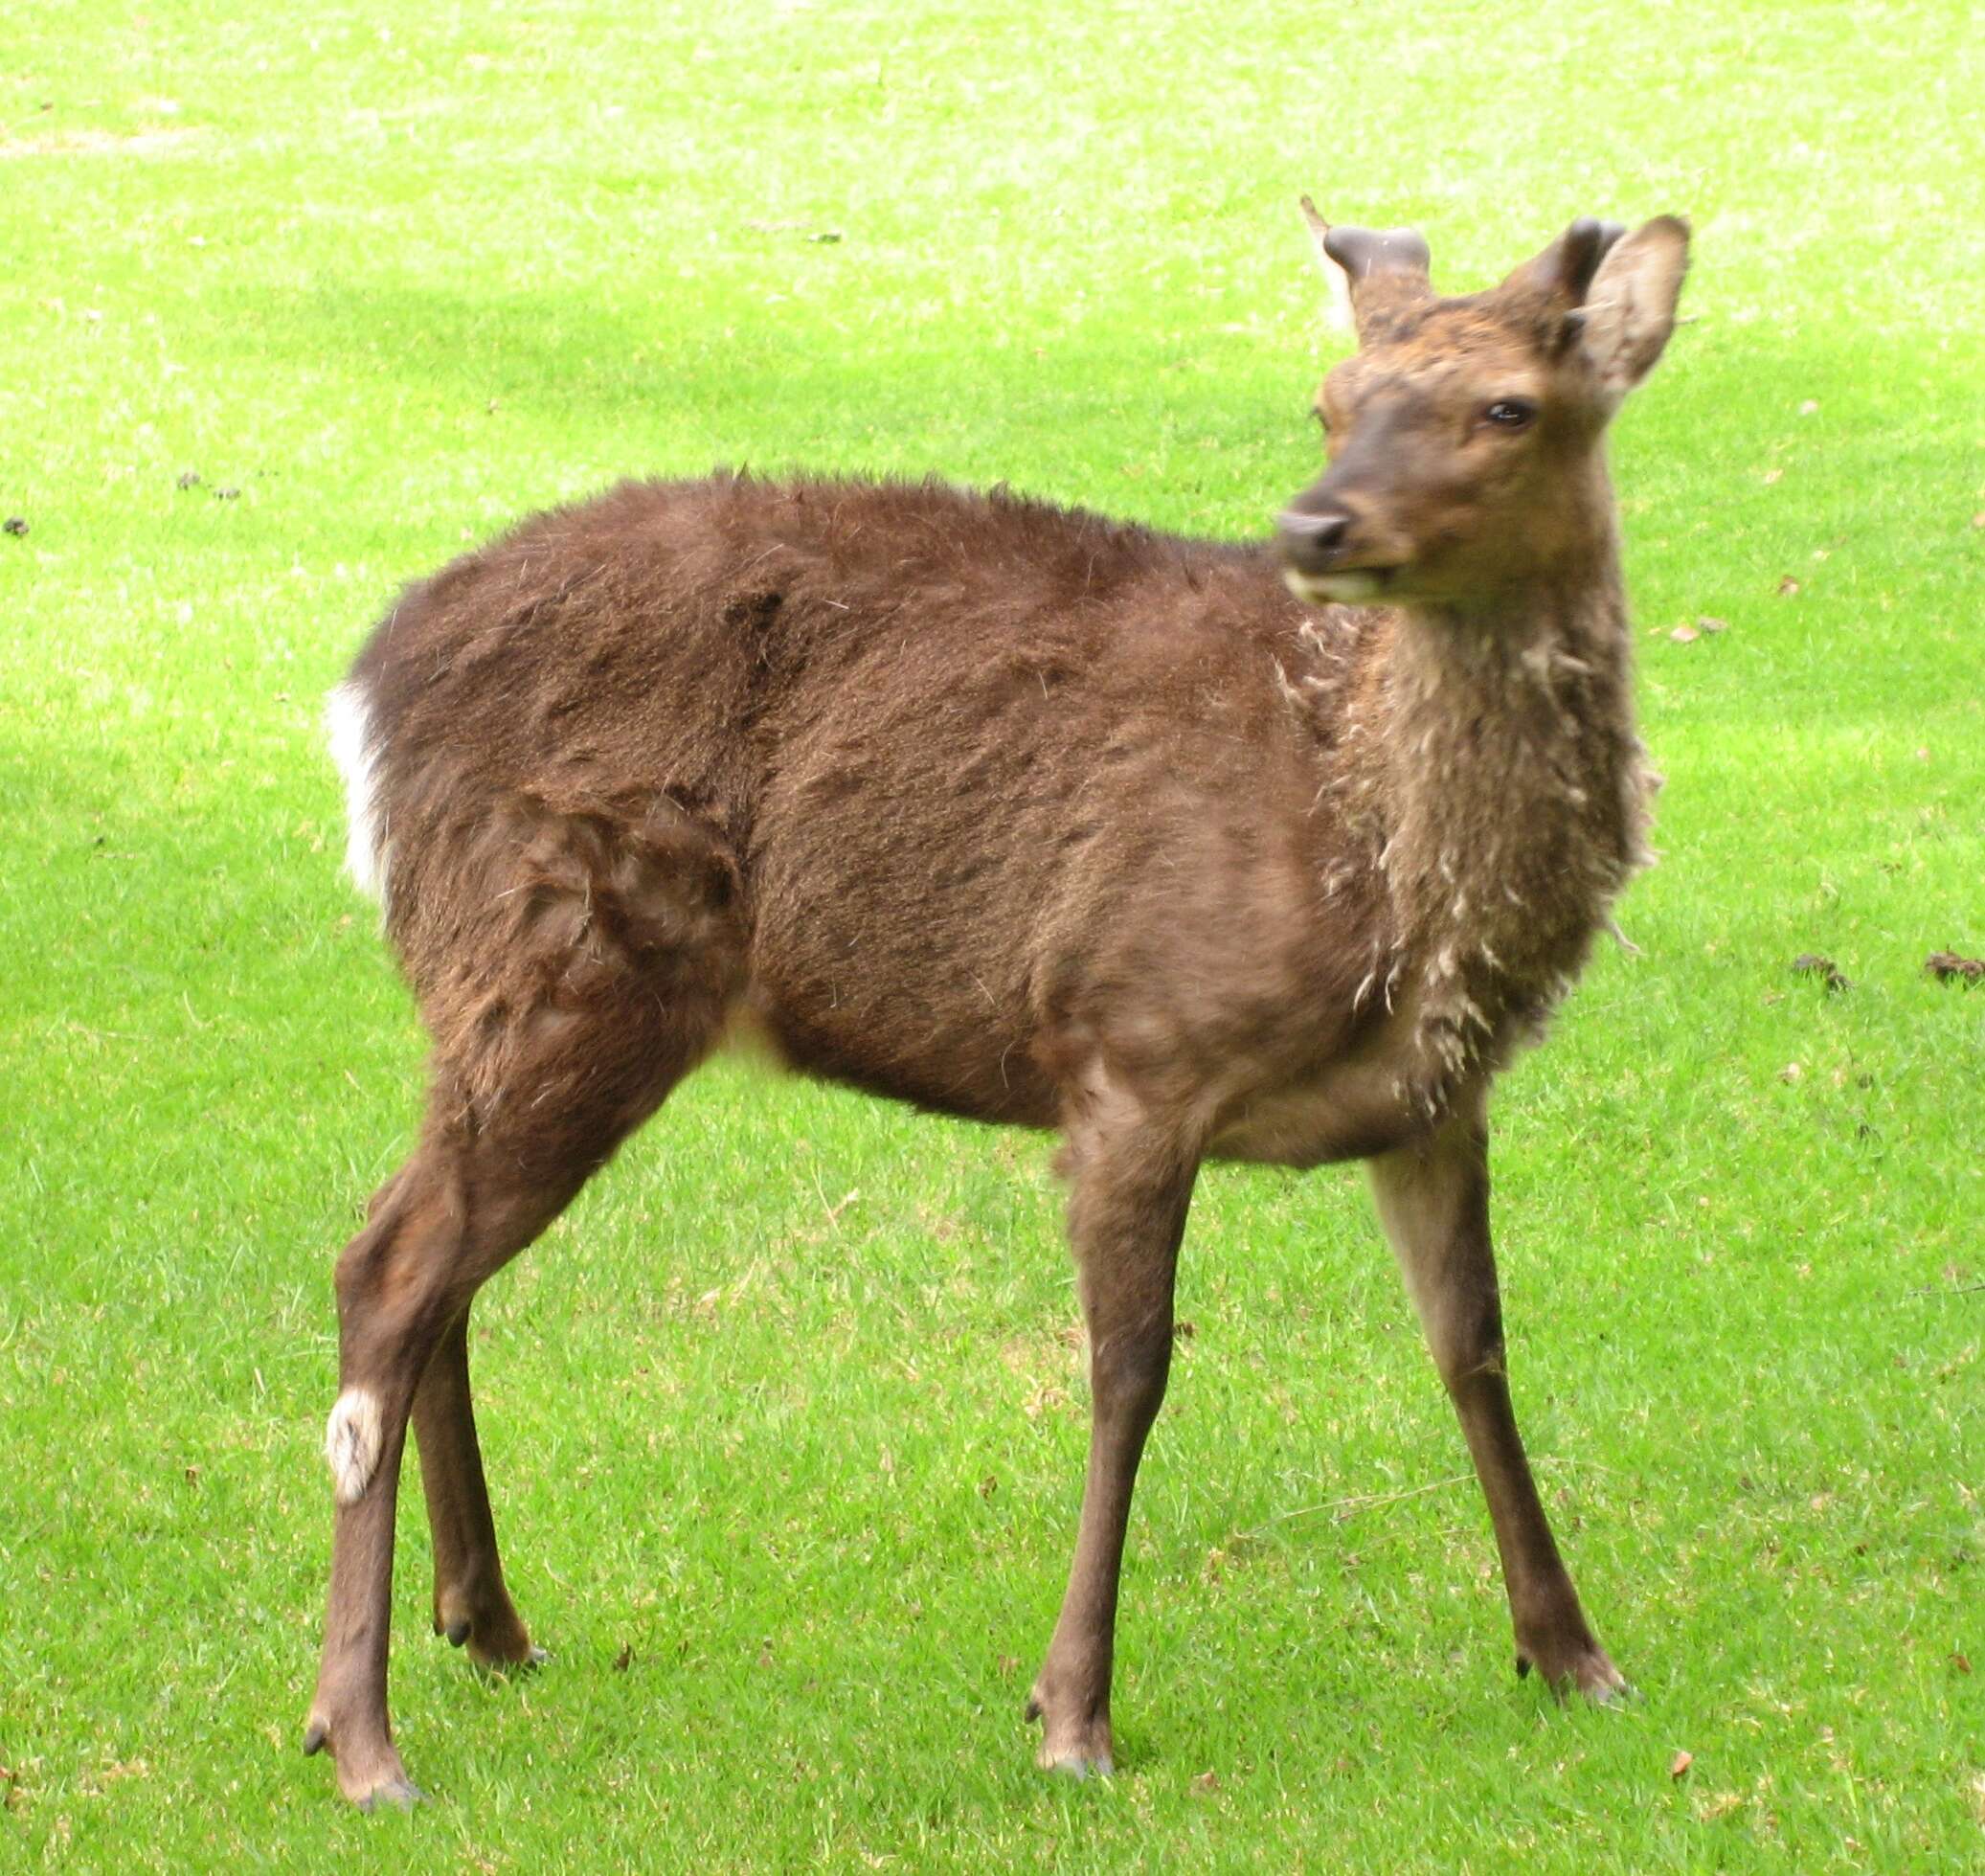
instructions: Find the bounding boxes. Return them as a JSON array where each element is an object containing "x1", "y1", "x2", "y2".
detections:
[
  {"x1": 326, "y1": 679, "x2": 389, "y2": 906},
  {"x1": 325, "y1": 1387, "x2": 384, "y2": 1504}
]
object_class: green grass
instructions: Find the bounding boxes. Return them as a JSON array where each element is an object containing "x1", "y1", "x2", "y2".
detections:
[{"x1": 3, "y1": 0, "x2": 1980, "y2": 1867}]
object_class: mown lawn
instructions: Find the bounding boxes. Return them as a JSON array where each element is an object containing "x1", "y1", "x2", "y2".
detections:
[{"x1": 2, "y1": 1, "x2": 1979, "y2": 1867}]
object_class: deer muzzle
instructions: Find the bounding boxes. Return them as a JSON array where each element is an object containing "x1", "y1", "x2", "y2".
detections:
[{"x1": 1274, "y1": 486, "x2": 1405, "y2": 604}]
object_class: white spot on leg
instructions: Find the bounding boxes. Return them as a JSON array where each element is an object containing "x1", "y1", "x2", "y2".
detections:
[
  {"x1": 325, "y1": 1388, "x2": 384, "y2": 1504},
  {"x1": 326, "y1": 679, "x2": 391, "y2": 908}
]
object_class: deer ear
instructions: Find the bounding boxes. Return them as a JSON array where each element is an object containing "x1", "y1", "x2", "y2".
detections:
[
  {"x1": 1298, "y1": 196, "x2": 1432, "y2": 347},
  {"x1": 1503, "y1": 217, "x2": 1627, "y2": 306},
  {"x1": 1573, "y1": 215, "x2": 1690, "y2": 402}
]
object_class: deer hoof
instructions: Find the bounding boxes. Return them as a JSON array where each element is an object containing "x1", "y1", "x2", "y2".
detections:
[
  {"x1": 1042, "y1": 1747, "x2": 1115, "y2": 1780},
  {"x1": 471, "y1": 1642, "x2": 549, "y2": 1677},
  {"x1": 1516, "y1": 1637, "x2": 1633, "y2": 1705},
  {"x1": 355, "y1": 1774, "x2": 426, "y2": 1813},
  {"x1": 435, "y1": 1588, "x2": 540, "y2": 1669},
  {"x1": 1026, "y1": 1688, "x2": 1116, "y2": 1779},
  {"x1": 304, "y1": 1707, "x2": 425, "y2": 1809}
]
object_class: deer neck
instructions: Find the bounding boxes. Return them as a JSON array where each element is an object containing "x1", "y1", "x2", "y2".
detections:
[{"x1": 1357, "y1": 539, "x2": 1656, "y2": 1103}]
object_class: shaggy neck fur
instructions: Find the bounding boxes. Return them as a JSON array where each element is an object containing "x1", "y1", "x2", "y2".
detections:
[{"x1": 1296, "y1": 521, "x2": 1654, "y2": 1116}]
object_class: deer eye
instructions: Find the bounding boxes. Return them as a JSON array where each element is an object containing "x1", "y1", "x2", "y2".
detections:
[{"x1": 1483, "y1": 398, "x2": 1536, "y2": 430}]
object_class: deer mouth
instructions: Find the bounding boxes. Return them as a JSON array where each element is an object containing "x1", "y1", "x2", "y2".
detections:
[{"x1": 1282, "y1": 565, "x2": 1401, "y2": 607}]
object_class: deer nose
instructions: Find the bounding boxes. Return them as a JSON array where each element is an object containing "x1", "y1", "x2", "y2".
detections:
[{"x1": 1274, "y1": 508, "x2": 1352, "y2": 561}]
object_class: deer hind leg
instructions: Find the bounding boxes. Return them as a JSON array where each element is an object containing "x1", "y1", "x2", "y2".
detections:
[
  {"x1": 413, "y1": 1306, "x2": 537, "y2": 1669},
  {"x1": 1028, "y1": 1074, "x2": 1200, "y2": 1777},
  {"x1": 305, "y1": 802, "x2": 745, "y2": 1807},
  {"x1": 1366, "y1": 1108, "x2": 1628, "y2": 1701}
]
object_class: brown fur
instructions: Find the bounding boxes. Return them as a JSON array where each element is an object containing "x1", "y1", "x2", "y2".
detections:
[
  {"x1": 305, "y1": 209, "x2": 1689, "y2": 1805},
  {"x1": 356, "y1": 477, "x2": 1387, "y2": 1137}
]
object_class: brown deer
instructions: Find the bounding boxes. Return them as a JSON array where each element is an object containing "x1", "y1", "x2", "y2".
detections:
[{"x1": 305, "y1": 204, "x2": 1689, "y2": 1806}]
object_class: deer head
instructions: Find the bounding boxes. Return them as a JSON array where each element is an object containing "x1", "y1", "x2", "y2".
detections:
[{"x1": 1277, "y1": 203, "x2": 1689, "y2": 608}]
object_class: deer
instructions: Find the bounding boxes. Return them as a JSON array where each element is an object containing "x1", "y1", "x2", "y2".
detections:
[{"x1": 305, "y1": 202, "x2": 1690, "y2": 1807}]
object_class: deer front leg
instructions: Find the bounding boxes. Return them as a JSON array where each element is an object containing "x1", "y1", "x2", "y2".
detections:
[
  {"x1": 1028, "y1": 1097, "x2": 1198, "y2": 1777},
  {"x1": 1366, "y1": 1109, "x2": 1628, "y2": 1700}
]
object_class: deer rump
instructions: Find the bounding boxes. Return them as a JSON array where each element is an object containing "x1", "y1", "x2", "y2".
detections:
[{"x1": 335, "y1": 468, "x2": 1384, "y2": 1155}]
